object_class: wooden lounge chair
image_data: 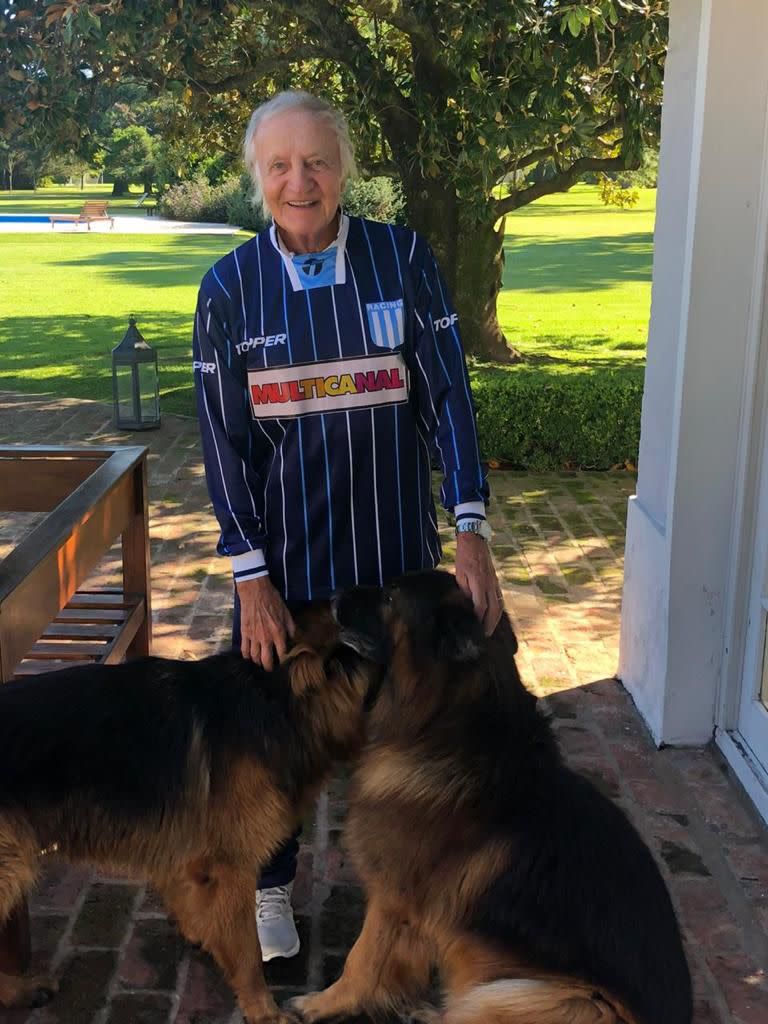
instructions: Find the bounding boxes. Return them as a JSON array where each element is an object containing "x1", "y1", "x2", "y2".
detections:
[
  {"x1": 49, "y1": 200, "x2": 115, "y2": 230},
  {"x1": 134, "y1": 192, "x2": 158, "y2": 216}
]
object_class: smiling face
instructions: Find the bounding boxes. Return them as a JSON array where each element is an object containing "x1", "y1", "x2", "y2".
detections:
[{"x1": 253, "y1": 109, "x2": 344, "y2": 253}]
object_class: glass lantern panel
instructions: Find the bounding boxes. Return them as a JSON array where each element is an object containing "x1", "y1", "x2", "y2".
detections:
[
  {"x1": 115, "y1": 364, "x2": 139, "y2": 423},
  {"x1": 138, "y1": 361, "x2": 159, "y2": 422}
]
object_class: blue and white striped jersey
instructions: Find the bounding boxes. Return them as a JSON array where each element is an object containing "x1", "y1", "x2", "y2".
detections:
[{"x1": 193, "y1": 213, "x2": 489, "y2": 602}]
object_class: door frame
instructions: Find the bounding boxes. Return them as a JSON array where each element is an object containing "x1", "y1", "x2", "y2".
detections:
[{"x1": 716, "y1": 106, "x2": 768, "y2": 823}]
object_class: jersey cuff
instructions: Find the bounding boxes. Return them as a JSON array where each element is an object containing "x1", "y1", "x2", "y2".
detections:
[
  {"x1": 231, "y1": 549, "x2": 269, "y2": 583},
  {"x1": 454, "y1": 501, "x2": 487, "y2": 522}
]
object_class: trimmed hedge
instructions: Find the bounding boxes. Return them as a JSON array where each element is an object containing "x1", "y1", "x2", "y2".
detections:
[{"x1": 469, "y1": 365, "x2": 643, "y2": 470}]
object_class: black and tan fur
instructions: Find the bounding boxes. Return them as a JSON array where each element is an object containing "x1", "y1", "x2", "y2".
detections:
[
  {"x1": 291, "y1": 570, "x2": 693, "y2": 1024},
  {"x1": 0, "y1": 605, "x2": 380, "y2": 1024}
]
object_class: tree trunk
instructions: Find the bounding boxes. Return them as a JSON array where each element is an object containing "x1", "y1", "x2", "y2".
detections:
[
  {"x1": 401, "y1": 178, "x2": 520, "y2": 362},
  {"x1": 111, "y1": 178, "x2": 129, "y2": 196}
]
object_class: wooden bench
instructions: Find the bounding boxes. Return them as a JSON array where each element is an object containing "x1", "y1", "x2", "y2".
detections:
[
  {"x1": 49, "y1": 201, "x2": 115, "y2": 230},
  {"x1": 0, "y1": 445, "x2": 151, "y2": 971}
]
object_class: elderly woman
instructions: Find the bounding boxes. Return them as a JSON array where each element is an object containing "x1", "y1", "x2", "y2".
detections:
[{"x1": 192, "y1": 90, "x2": 502, "y2": 961}]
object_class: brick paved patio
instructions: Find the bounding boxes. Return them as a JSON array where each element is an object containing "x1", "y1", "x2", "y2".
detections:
[{"x1": 1, "y1": 390, "x2": 767, "y2": 1024}]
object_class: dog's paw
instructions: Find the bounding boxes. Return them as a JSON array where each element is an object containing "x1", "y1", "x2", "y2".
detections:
[
  {"x1": 400, "y1": 1007, "x2": 441, "y2": 1024},
  {"x1": 285, "y1": 992, "x2": 336, "y2": 1023},
  {"x1": 244, "y1": 1011, "x2": 302, "y2": 1024}
]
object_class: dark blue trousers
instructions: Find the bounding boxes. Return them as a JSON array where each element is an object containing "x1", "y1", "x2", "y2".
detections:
[{"x1": 233, "y1": 587, "x2": 302, "y2": 889}]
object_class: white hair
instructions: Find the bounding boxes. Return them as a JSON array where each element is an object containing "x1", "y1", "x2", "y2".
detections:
[{"x1": 243, "y1": 91, "x2": 358, "y2": 218}]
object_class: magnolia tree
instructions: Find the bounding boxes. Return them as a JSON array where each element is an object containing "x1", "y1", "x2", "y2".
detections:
[{"x1": 1, "y1": 0, "x2": 667, "y2": 360}]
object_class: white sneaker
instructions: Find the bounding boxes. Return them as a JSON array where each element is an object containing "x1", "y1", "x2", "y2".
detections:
[{"x1": 255, "y1": 882, "x2": 300, "y2": 961}]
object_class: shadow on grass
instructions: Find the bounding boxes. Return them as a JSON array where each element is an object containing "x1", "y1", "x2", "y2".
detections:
[
  {"x1": 0, "y1": 314, "x2": 196, "y2": 417},
  {"x1": 52, "y1": 236, "x2": 241, "y2": 289},
  {"x1": 502, "y1": 233, "x2": 653, "y2": 292},
  {"x1": 479, "y1": 332, "x2": 646, "y2": 371},
  {"x1": 521, "y1": 351, "x2": 644, "y2": 370}
]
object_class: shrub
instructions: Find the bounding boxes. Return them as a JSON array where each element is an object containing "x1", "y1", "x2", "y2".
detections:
[
  {"x1": 159, "y1": 176, "x2": 219, "y2": 222},
  {"x1": 469, "y1": 365, "x2": 643, "y2": 470},
  {"x1": 598, "y1": 173, "x2": 640, "y2": 209},
  {"x1": 159, "y1": 176, "x2": 241, "y2": 223},
  {"x1": 343, "y1": 176, "x2": 406, "y2": 224},
  {"x1": 626, "y1": 148, "x2": 659, "y2": 189},
  {"x1": 159, "y1": 173, "x2": 269, "y2": 230},
  {"x1": 225, "y1": 174, "x2": 269, "y2": 233}
]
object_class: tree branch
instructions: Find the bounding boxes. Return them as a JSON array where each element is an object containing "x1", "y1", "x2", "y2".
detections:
[
  {"x1": 357, "y1": 0, "x2": 457, "y2": 95},
  {"x1": 493, "y1": 153, "x2": 637, "y2": 217},
  {"x1": 358, "y1": 0, "x2": 438, "y2": 58},
  {"x1": 276, "y1": 0, "x2": 418, "y2": 146},
  {"x1": 189, "y1": 48, "x2": 320, "y2": 95},
  {"x1": 356, "y1": 158, "x2": 400, "y2": 177},
  {"x1": 512, "y1": 119, "x2": 621, "y2": 175}
]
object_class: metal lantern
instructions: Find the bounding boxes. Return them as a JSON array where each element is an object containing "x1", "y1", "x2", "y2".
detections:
[{"x1": 111, "y1": 316, "x2": 161, "y2": 430}]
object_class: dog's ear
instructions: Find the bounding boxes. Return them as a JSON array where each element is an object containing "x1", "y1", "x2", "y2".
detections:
[
  {"x1": 284, "y1": 643, "x2": 326, "y2": 696},
  {"x1": 433, "y1": 603, "x2": 485, "y2": 663}
]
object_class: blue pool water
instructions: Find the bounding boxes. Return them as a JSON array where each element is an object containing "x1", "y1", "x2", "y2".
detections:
[{"x1": 0, "y1": 214, "x2": 51, "y2": 223}]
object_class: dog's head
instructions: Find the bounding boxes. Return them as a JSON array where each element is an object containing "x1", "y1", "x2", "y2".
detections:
[
  {"x1": 331, "y1": 570, "x2": 521, "y2": 725},
  {"x1": 279, "y1": 603, "x2": 387, "y2": 757},
  {"x1": 333, "y1": 570, "x2": 485, "y2": 666}
]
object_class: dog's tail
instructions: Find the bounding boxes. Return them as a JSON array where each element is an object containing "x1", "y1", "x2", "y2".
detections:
[{"x1": 443, "y1": 978, "x2": 638, "y2": 1024}]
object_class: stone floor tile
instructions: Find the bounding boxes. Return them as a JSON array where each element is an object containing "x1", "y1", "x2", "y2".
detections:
[
  {"x1": 70, "y1": 883, "x2": 138, "y2": 949},
  {"x1": 105, "y1": 993, "x2": 173, "y2": 1024},
  {"x1": 117, "y1": 917, "x2": 187, "y2": 991}
]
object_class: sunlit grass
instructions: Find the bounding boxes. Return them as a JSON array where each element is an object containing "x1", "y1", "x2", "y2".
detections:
[
  {"x1": 0, "y1": 183, "x2": 654, "y2": 415},
  {"x1": 0, "y1": 184, "x2": 150, "y2": 217},
  {"x1": 495, "y1": 185, "x2": 655, "y2": 370},
  {"x1": 0, "y1": 231, "x2": 248, "y2": 416}
]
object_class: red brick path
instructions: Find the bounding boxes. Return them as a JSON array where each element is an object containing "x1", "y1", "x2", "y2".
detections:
[{"x1": 1, "y1": 391, "x2": 766, "y2": 1023}]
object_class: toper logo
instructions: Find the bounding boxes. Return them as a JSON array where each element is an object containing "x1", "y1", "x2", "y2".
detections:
[
  {"x1": 236, "y1": 334, "x2": 287, "y2": 355},
  {"x1": 193, "y1": 361, "x2": 216, "y2": 374},
  {"x1": 433, "y1": 313, "x2": 459, "y2": 332}
]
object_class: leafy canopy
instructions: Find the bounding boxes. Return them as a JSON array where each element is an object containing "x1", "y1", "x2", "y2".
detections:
[{"x1": 2, "y1": 1, "x2": 667, "y2": 220}]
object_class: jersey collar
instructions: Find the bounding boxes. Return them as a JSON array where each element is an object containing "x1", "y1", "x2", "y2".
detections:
[{"x1": 270, "y1": 213, "x2": 349, "y2": 291}]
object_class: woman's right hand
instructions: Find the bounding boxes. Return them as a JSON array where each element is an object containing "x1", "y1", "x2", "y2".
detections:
[{"x1": 236, "y1": 576, "x2": 296, "y2": 671}]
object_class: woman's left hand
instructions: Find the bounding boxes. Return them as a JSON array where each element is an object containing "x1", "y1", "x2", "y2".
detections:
[{"x1": 454, "y1": 531, "x2": 504, "y2": 636}]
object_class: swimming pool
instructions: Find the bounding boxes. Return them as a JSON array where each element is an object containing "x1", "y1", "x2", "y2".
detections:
[{"x1": 0, "y1": 214, "x2": 51, "y2": 223}]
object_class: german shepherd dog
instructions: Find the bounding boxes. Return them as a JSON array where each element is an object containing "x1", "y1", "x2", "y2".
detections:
[
  {"x1": 0, "y1": 605, "x2": 381, "y2": 1024},
  {"x1": 291, "y1": 570, "x2": 693, "y2": 1024}
]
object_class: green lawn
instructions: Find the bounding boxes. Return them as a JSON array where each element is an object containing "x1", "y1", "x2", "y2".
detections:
[
  {"x1": 0, "y1": 184, "x2": 153, "y2": 217},
  {"x1": 0, "y1": 184, "x2": 654, "y2": 417},
  {"x1": 495, "y1": 185, "x2": 654, "y2": 372}
]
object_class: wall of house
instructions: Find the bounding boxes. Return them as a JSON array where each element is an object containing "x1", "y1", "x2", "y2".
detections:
[{"x1": 619, "y1": 0, "x2": 768, "y2": 744}]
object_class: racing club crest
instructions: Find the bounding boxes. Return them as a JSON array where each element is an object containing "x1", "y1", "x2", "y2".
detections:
[{"x1": 366, "y1": 299, "x2": 405, "y2": 349}]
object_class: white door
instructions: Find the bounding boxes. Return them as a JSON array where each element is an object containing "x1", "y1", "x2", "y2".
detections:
[{"x1": 735, "y1": 379, "x2": 768, "y2": 773}]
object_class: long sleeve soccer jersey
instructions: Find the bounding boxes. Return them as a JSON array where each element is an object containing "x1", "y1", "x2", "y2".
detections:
[{"x1": 193, "y1": 214, "x2": 489, "y2": 602}]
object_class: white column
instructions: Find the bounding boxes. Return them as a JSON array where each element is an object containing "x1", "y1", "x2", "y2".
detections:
[{"x1": 620, "y1": 0, "x2": 768, "y2": 744}]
